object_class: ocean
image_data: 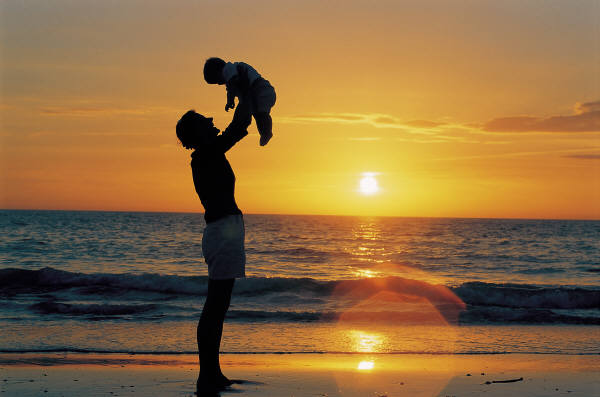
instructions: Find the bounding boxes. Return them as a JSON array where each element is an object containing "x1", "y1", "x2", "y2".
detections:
[{"x1": 1, "y1": 210, "x2": 598, "y2": 355}]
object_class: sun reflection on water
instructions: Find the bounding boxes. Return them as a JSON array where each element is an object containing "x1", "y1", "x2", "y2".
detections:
[
  {"x1": 349, "y1": 330, "x2": 385, "y2": 353},
  {"x1": 347, "y1": 220, "x2": 392, "y2": 267},
  {"x1": 353, "y1": 269, "x2": 379, "y2": 278}
]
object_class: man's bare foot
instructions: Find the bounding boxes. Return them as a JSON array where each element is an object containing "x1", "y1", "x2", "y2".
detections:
[
  {"x1": 259, "y1": 131, "x2": 272, "y2": 146},
  {"x1": 216, "y1": 373, "x2": 233, "y2": 387},
  {"x1": 195, "y1": 379, "x2": 220, "y2": 397},
  {"x1": 196, "y1": 375, "x2": 226, "y2": 395},
  {"x1": 197, "y1": 372, "x2": 233, "y2": 392}
]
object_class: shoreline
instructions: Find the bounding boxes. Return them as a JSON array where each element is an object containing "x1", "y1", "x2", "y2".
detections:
[{"x1": 1, "y1": 353, "x2": 599, "y2": 396}]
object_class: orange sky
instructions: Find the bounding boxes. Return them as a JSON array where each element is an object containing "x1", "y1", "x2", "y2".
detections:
[{"x1": 1, "y1": 0, "x2": 599, "y2": 219}]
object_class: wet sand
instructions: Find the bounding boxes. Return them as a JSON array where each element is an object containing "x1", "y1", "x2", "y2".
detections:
[{"x1": 1, "y1": 353, "x2": 598, "y2": 396}]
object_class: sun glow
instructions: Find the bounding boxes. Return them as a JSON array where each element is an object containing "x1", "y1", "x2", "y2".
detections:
[{"x1": 359, "y1": 173, "x2": 379, "y2": 195}]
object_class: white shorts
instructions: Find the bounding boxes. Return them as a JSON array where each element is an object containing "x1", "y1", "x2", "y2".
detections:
[{"x1": 201, "y1": 214, "x2": 246, "y2": 280}]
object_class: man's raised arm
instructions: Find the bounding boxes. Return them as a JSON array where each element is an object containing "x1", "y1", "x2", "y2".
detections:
[{"x1": 217, "y1": 97, "x2": 251, "y2": 153}]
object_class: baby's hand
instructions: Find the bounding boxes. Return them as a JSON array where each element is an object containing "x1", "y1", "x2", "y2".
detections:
[{"x1": 225, "y1": 102, "x2": 235, "y2": 112}]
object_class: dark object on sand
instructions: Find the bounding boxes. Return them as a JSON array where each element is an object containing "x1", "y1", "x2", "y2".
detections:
[{"x1": 485, "y1": 377, "x2": 524, "y2": 384}]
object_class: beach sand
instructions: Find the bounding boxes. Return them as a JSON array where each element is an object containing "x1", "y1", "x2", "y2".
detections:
[{"x1": 1, "y1": 353, "x2": 598, "y2": 396}]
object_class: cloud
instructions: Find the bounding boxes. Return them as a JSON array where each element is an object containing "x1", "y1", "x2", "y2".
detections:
[
  {"x1": 575, "y1": 101, "x2": 600, "y2": 114},
  {"x1": 278, "y1": 104, "x2": 600, "y2": 143},
  {"x1": 39, "y1": 107, "x2": 144, "y2": 117},
  {"x1": 37, "y1": 103, "x2": 177, "y2": 118},
  {"x1": 483, "y1": 100, "x2": 600, "y2": 133},
  {"x1": 279, "y1": 113, "x2": 404, "y2": 128},
  {"x1": 347, "y1": 137, "x2": 382, "y2": 141},
  {"x1": 278, "y1": 113, "x2": 445, "y2": 135},
  {"x1": 431, "y1": 147, "x2": 600, "y2": 162},
  {"x1": 563, "y1": 154, "x2": 600, "y2": 160},
  {"x1": 396, "y1": 137, "x2": 457, "y2": 144},
  {"x1": 278, "y1": 112, "x2": 505, "y2": 144},
  {"x1": 403, "y1": 120, "x2": 446, "y2": 128}
]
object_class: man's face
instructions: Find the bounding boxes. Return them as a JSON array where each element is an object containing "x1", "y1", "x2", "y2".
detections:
[
  {"x1": 195, "y1": 114, "x2": 217, "y2": 133},
  {"x1": 191, "y1": 113, "x2": 219, "y2": 146}
]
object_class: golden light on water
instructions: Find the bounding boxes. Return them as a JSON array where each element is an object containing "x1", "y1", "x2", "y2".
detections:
[
  {"x1": 358, "y1": 173, "x2": 379, "y2": 195},
  {"x1": 353, "y1": 269, "x2": 379, "y2": 278},
  {"x1": 357, "y1": 360, "x2": 375, "y2": 370},
  {"x1": 350, "y1": 330, "x2": 384, "y2": 353}
]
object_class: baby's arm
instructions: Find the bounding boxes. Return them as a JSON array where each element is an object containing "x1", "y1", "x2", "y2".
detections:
[
  {"x1": 225, "y1": 83, "x2": 236, "y2": 112},
  {"x1": 225, "y1": 75, "x2": 243, "y2": 112}
]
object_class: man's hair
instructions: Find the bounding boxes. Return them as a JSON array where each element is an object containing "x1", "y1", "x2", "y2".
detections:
[
  {"x1": 203, "y1": 57, "x2": 226, "y2": 84},
  {"x1": 176, "y1": 110, "x2": 198, "y2": 147}
]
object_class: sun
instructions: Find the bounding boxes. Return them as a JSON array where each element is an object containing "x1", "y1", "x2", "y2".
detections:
[{"x1": 359, "y1": 173, "x2": 379, "y2": 195}]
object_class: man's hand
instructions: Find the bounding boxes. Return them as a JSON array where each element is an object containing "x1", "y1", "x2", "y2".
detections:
[{"x1": 225, "y1": 101, "x2": 236, "y2": 112}]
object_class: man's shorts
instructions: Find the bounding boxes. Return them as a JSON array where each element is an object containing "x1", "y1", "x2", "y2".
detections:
[
  {"x1": 201, "y1": 214, "x2": 246, "y2": 280},
  {"x1": 250, "y1": 78, "x2": 276, "y2": 115}
]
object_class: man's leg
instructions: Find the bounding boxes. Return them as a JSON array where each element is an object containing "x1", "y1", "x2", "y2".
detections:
[{"x1": 197, "y1": 278, "x2": 235, "y2": 390}]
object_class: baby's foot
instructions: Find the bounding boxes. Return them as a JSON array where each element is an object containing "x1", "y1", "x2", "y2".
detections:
[{"x1": 259, "y1": 131, "x2": 273, "y2": 146}]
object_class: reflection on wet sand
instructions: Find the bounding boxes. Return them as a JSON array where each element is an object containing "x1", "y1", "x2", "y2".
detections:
[
  {"x1": 357, "y1": 360, "x2": 374, "y2": 370},
  {"x1": 330, "y1": 262, "x2": 467, "y2": 394}
]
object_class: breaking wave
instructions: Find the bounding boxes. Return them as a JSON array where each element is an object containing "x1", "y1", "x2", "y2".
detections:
[{"x1": 1, "y1": 267, "x2": 599, "y2": 324}]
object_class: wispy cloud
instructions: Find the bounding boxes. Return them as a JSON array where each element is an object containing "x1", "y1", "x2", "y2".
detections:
[
  {"x1": 396, "y1": 134, "x2": 479, "y2": 144},
  {"x1": 278, "y1": 113, "x2": 442, "y2": 135},
  {"x1": 278, "y1": 112, "x2": 510, "y2": 144},
  {"x1": 575, "y1": 101, "x2": 600, "y2": 114},
  {"x1": 38, "y1": 105, "x2": 176, "y2": 118},
  {"x1": 403, "y1": 120, "x2": 446, "y2": 128},
  {"x1": 278, "y1": 100, "x2": 600, "y2": 144},
  {"x1": 482, "y1": 100, "x2": 600, "y2": 133},
  {"x1": 563, "y1": 154, "x2": 600, "y2": 160},
  {"x1": 347, "y1": 137, "x2": 382, "y2": 141},
  {"x1": 431, "y1": 147, "x2": 600, "y2": 162},
  {"x1": 40, "y1": 107, "x2": 146, "y2": 117}
]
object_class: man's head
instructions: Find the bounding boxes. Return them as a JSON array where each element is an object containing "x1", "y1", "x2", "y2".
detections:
[
  {"x1": 176, "y1": 110, "x2": 218, "y2": 150},
  {"x1": 203, "y1": 57, "x2": 226, "y2": 84}
]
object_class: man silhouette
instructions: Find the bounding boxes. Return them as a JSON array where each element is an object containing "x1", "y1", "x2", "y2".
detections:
[{"x1": 176, "y1": 101, "x2": 251, "y2": 393}]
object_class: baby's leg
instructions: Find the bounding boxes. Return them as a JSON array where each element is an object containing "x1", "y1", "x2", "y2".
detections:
[
  {"x1": 255, "y1": 112, "x2": 273, "y2": 146},
  {"x1": 250, "y1": 80, "x2": 276, "y2": 146}
]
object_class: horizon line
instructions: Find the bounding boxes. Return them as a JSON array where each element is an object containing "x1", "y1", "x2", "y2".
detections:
[{"x1": 1, "y1": 208, "x2": 598, "y2": 222}]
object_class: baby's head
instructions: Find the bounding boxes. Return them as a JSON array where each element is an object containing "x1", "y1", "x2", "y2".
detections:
[{"x1": 203, "y1": 57, "x2": 226, "y2": 85}]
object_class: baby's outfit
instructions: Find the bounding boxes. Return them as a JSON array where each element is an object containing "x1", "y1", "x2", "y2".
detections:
[{"x1": 223, "y1": 62, "x2": 276, "y2": 115}]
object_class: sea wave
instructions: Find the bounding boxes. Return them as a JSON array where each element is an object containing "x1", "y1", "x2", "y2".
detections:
[
  {"x1": 454, "y1": 282, "x2": 600, "y2": 309},
  {"x1": 30, "y1": 301, "x2": 158, "y2": 317},
  {"x1": 1, "y1": 267, "x2": 599, "y2": 324},
  {"x1": 0, "y1": 267, "x2": 209, "y2": 296},
  {"x1": 3, "y1": 305, "x2": 597, "y2": 326}
]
